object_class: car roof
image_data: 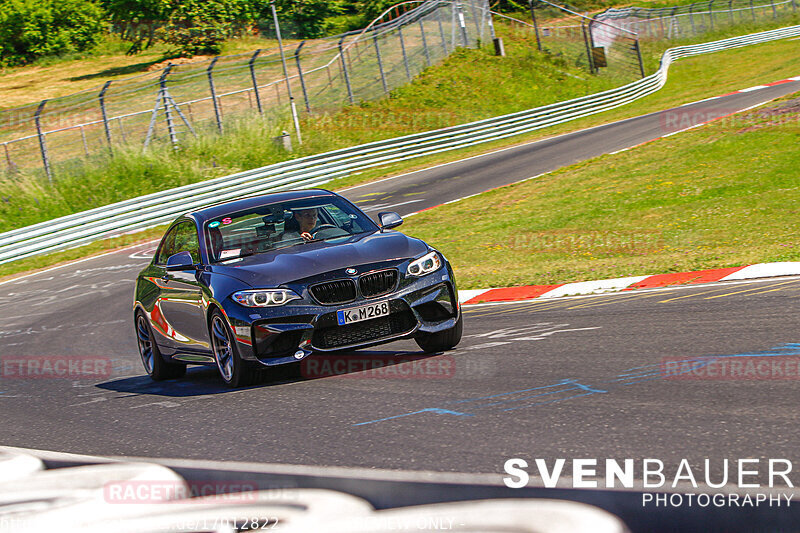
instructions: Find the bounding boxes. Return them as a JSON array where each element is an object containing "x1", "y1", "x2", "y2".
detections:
[{"x1": 188, "y1": 189, "x2": 339, "y2": 223}]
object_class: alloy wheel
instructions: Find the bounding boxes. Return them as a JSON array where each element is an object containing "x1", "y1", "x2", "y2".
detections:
[
  {"x1": 211, "y1": 315, "x2": 234, "y2": 382},
  {"x1": 136, "y1": 315, "x2": 155, "y2": 374}
]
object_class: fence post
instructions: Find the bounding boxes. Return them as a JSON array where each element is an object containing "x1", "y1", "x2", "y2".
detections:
[
  {"x1": 294, "y1": 42, "x2": 311, "y2": 113},
  {"x1": 249, "y1": 50, "x2": 263, "y2": 115},
  {"x1": 398, "y1": 26, "x2": 412, "y2": 80},
  {"x1": 528, "y1": 0, "x2": 543, "y2": 51},
  {"x1": 689, "y1": 4, "x2": 696, "y2": 33},
  {"x1": 793, "y1": 0, "x2": 797, "y2": 14},
  {"x1": 728, "y1": 0, "x2": 734, "y2": 24},
  {"x1": 581, "y1": 22, "x2": 595, "y2": 74},
  {"x1": 338, "y1": 37, "x2": 355, "y2": 104},
  {"x1": 770, "y1": 0, "x2": 777, "y2": 18},
  {"x1": 419, "y1": 19, "x2": 431, "y2": 67},
  {"x1": 98, "y1": 81, "x2": 113, "y2": 153},
  {"x1": 2, "y1": 143, "x2": 13, "y2": 174},
  {"x1": 372, "y1": 29, "x2": 389, "y2": 94},
  {"x1": 669, "y1": 7, "x2": 678, "y2": 37},
  {"x1": 271, "y1": 0, "x2": 302, "y2": 146},
  {"x1": 633, "y1": 38, "x2": 646, "y2": 78},
  {"x1": 456, "y1": 2, "x2": 469, "y2": 47},
  {"x1": 34, "y1": 100, "x2": 52, "y2": 183},
  {"x1": 161, "y1": 66, "x2": 179, "y2": 149},
  {"x1": 79, "y1": 125, "x2": 89, "y2": 156},
  {"x1": 207, "y1": 57, "x2": 223, "y2": 133},
  {"x1": 118, "y1": 117, "x2": 127, "y2": 143},
  {"x1": 466, "y1": 0, "x2": 481, "y2": 39},
  {"x1": 487, "y1": 1, "x2": 497, "y2": 40},
  {"x1": 708, "y1": 0, "x2": 714, "y2": 30},
  {"x1": 750, "y1": 0, "x2": 756, "y2": 21},
  {"x1": 436, "y1": 5, "x2": 449, "y2": 54}
]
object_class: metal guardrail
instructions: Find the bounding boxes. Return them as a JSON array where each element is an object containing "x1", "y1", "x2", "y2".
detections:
[{"x1": 1, "y1": 25, "x2": 799, "y2": 265}]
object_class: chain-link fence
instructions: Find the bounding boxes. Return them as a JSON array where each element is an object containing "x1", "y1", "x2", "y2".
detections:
[
  {"x1": 494, "y1": 0, "x2": 796, "y2": 93},
  {"x1": 593, "y1": 0, "x2": 798, "y2": 41},
  {"x1": 0, "y1": 0, "x2": 491, "y2": 181},
  {"x1": 493, "y1": 1, "x2": 645, "y2": 81}
]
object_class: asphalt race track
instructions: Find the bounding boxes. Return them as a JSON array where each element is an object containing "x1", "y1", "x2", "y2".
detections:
[
  {"x1": 1, "y1": 82, "x2": 799, "y2": 481},
  {"x1": 341, "y1": 79, "x2": 800, "y2": 216}
]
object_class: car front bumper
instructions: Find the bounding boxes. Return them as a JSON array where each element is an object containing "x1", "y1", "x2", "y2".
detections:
[{"x1": 222, "y1": 264, "x2": 460, "y2": 367}]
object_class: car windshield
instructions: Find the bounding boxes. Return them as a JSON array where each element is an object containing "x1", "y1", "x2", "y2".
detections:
[{"x1": 205, "y1": 196, "x2": 377, "y2": 263}]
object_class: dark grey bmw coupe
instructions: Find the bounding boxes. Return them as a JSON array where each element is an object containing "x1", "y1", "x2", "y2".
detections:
[{"x1": 133, "y1": 189, "x2": 462, "y2": 387}]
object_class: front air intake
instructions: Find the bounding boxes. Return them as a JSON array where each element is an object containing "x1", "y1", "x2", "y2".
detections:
[
  {"x1": 359, "y1": 269, "x2": 398, "y2": 298},
  {"x1": 310, "y1": 279, "x2": 357, "y2": 305}
]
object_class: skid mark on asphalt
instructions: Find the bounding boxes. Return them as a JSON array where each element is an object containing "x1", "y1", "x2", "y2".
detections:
[
  {"x1": 566, "y1": 292, "x2": 661, "y2": 309},
  {"x1": 701, "y1": 280, "x2": 800, "y2": 300},
  {"x1": 353, "y1": 343, "x2": 800, "y2": 427}
]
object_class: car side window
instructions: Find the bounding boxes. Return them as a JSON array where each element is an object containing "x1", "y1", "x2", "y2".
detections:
[
  {"x1": 154, "y1": 226, "x2": 178, "y2": 265},
  {"x1": 173, "y1": 222, "x2": 200, "y2": 264}
]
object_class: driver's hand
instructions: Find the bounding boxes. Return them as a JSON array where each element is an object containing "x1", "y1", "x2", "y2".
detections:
[{"x1": 300, "y1": 232, "x2": 313, "y2": 241}]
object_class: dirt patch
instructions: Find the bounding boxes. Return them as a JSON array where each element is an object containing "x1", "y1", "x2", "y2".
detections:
[
  {"x1": 735, "y1": 96, "x2": 800, "y2": 134},
  {"x1": 754, "y1": 96, "x2": 800, "y2": 117}
]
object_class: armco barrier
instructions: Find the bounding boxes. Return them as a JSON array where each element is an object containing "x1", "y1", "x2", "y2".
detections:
[{"x1": 1, "y1": 25, "x2": 799, "y2": 265}]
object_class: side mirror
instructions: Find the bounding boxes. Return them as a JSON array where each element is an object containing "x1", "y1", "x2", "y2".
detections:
[
  {"x1": 378, "y1": 211, "x2": 403, "y2": 231},
  {"x1": 165, "y1": 251, "x2": 196, "y2": 271}
]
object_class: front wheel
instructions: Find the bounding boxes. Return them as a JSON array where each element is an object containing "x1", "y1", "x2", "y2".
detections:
[
  {"x1": 135, "y1": 311, "x2": 186, "y2": 381},
  {"x1": 415, "y1": 313, "x2": 463, "y2": 353},
  {"x1": 210, "y1": 311, "x2": 256, "y2": 388}
]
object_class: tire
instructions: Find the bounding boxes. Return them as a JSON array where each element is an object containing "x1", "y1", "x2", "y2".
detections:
[
  {"x1": 135, "y1": 311, "x2": 186, "y2": 381},
  {"x1": 209, "y1": 310, "x2": 256, "y2": 388},
  {"x1": 414, "y1": 313, "x2": 463, "y2": 353}
]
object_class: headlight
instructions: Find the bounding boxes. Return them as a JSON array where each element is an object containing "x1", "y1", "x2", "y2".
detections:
[
  {"x1": 232, "y1": 289, "x2": 300, "y2": 307},
  {"x1": 406, "y1": 251, "x2": 442, "y2": 277}
]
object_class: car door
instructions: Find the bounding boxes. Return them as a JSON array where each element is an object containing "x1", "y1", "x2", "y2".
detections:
[{"x1": 156, "y1": 220, "x2": 211, "y2": 356}]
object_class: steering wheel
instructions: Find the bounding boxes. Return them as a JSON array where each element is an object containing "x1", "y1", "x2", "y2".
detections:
[{"x1": 312, "y1": 224, "x2": 337, "y2": 234}]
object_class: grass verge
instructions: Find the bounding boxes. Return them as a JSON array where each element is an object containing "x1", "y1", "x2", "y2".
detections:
[
  {"x1": 2, "y1": 17, "x2": 798, "y2": 230},
  {"x1": 401, "y1": 91, "x2": 800, "y2": 289},
  {"x1": 0, "y1": 20, "x2": 798, "y2": 280}
]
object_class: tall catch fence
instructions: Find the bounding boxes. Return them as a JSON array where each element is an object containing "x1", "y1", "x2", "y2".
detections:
[
  {"x1": 0, "y1": 0, "x2": 491, "y2": 181},
  {"x1": 493, "y1": 1, "x2": 645, "y2": 80},
  {"x1": 497, "y1": 0, "x2": 797, "y2": 83},
  {"x1": 592, "y1": 0, "x2": 798, "y2": 41}
]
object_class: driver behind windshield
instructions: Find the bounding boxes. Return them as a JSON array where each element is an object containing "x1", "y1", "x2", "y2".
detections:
[{"x1": 283, "y1": 208, "x2": 319, "y2": 242}]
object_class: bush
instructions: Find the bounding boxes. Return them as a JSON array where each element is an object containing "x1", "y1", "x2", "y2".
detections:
[
  {"x1": 0, "y1": 0, "x2": 107, "y2": 66},
  {"x1": 156, "y1": 0, "x2": 260, "y2": 56}
]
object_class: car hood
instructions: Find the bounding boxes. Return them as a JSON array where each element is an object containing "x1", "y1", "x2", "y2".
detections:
[{"x1": 211, "y1": 231, "x2": 429, "y2": 287}]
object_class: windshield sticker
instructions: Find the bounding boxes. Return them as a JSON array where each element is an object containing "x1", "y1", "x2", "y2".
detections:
[
  {"x1": 219, "y1": 249, "x2": 240, "y2": 260},
  {"x1": 209, "y1": 221, "x2": 221, "y2": 228},
  {"x1": 221, "y1": 257, "x2": 243, "y2": 264}
]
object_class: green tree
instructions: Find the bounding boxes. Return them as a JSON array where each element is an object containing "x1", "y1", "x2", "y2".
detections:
[
  {"x1": 156, "y1": 0, "x2": 260, "y2": 56},
  {"x1": 0, "y1": 0, "x2": 106, "y2": 66},
  {"x1": 103, "y1": 0, "x2": 166, "y2": 53},
  {"x1": 270, "y1": 0, "x2": 346, "y2": 39}
]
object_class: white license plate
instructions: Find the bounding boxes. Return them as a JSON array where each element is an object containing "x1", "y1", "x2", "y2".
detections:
[{"x1": 337, "y1": 301, "x2": 390, "y2": 325}]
